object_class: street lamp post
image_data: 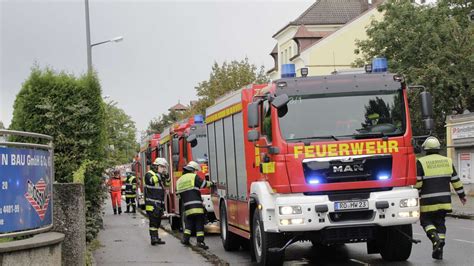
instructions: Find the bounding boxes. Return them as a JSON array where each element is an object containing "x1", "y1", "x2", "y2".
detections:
[{"x1": 85, "y1": 0, "x2": 123, "y2": 73}]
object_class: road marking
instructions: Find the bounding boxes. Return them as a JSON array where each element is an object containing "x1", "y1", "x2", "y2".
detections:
[
  {"x1": 349, "y1": 259, "x2": 369, "y2": 265},
  {"x1": 453, "y1": 239, "x2": 474, "y2": 244},
  {"x1": 413, "y1": 233, "x2": 424, "y2": 236}
]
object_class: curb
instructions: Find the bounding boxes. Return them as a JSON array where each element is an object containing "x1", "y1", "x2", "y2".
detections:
[
  {"x1": 138, "y1": 209, "x2": 230, "y2": 266},
  {"x1": 446, "y1": 213, "x2": 474, "y2": 220}
]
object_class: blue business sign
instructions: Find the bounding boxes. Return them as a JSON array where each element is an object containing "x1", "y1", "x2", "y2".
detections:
[{"x1": 0, "y1": 147, "x2": 53, "y2": 235}]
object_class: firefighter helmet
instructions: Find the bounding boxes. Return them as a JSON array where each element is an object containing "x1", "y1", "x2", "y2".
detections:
[
  {"x1": 153, "y1": 158, "x2": 169, "y2": 167},
  {"x1": 422, "y1": 136, "x2": 441, "y2": 150},
  {"x1": 184, "y1": 161, "x2": 201, "y2": 172}
]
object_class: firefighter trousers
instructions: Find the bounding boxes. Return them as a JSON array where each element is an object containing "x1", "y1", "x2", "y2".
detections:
[
  {"x1": 110, "y1": 191, "x2": 122, "y2": 209},
  {"x1": 147, "y1": 209, "x2": 162, "y2": 238},
  {"x1": 125, "y1": 196, "x2": 136, "y2": 211},
  {"x1": 183, "y1": 213, "x2": 205, "y2": 243},
  {"x1": 420, "y1": 211, "x2": 447, "y2": 241}
]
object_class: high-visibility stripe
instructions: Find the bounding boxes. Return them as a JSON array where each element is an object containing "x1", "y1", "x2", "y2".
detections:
[
  {"x1": 149, "y1": 227, "x2": 158, "y2": 231},
  {"x1": 206, "y1": 103, "x2": 243, "y2": 124},
  {"x1": 420, "y1": 203, "x2": 452, "y2": 213},
  {"x1": 125, "y1": 195, "x2": 136, "y2": 198},
  {"x1": 146, "y1": 205, "x2": 154, "y2": 211},
  {"x1": 415, "y1": 181, "x2": 423, "y2": 189},
  {"x1": 184, "y1": 229, "x2": 192, "y2": 235},
  {"x1": 451, "y1": 175, "x2": 460, "y2": 181},
  {"x1": 424, "y1": 225, "x2": 436, "y2": 232},
  {"x1": 416, "y1": 176, "x2": 423, "y2": 181},
  {"x1": 200, "y1": 180, "x2": 207, "y2": 189},
  {"x1": 159, "y1": 135, "x2": 171, "y2": 145},
  {"x1": 456, "y1": 189, "x2": 465, "y2": 195},
  {"x1": 176, "y1": 187, "x2": 199, "y2": 194},
  {"x1": 147, "y1": 198, "x2": 163, "y2": 203},
  {"x1": 439, "y1": 234, "x2": 446, "y2": 239},
  {"x1": 196, "y1": 231, "x2": 205, "y2": 237},
  {"x1": 185, "y1": 208, "x2": 204, "y2": 216},
  {"x1": 420, "y1": 192, "x2": 451, "y2": 199},
  {"x1": 452, "y1": 180, "x2": 463, "y2": 189},
  {"x1": 146, "y1": 184, "x2": 163, "y2": 189},
  {"x1": 184, "y1": 200, "x2": 203, "y2": 206}
]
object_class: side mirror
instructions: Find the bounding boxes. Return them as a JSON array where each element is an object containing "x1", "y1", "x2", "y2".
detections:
[
  {"x1": 420, "y1": 91, "x2": 434, "y2": 131},
  {"x1": 271, "y1": 94, "x2": 289, "y2": 109},
  {"x1": 247, "y1": 102, "x2": 260, "y2": 128},
  {"x1": 247, "y1": 130, "x2": 260, "y2": 142},
  {"x1": 172, "y1": 138, "x2": 180, "y2": 155},
  {"x1": 187, "y1": 134, "x2": 198, "y2": 148}
]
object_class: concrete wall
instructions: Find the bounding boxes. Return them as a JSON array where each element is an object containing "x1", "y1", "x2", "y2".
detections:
[
  {"x1": 52, "y1": 183, "x2": 86, "y2": 266},
  {"x1": 0, "y1": 232, "x2": 64, "y2": 266}
]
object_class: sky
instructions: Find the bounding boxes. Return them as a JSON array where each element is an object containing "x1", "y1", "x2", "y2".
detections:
[{"x1": 0, "y1": 0, "x2": 313, "y2": 134}]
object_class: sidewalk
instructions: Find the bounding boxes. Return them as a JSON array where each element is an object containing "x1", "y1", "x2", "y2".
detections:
[
  {"x1": 450, "y1": 194, "x2": 474, "y2": 219},
  {"x1": 93, "y1": 199, "x2": 212, "y2": 266}
]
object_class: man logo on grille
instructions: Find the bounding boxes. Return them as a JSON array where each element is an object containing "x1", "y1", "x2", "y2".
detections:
[{"x1": 333, "y1": 164, "x2": 364, "y2": 173}]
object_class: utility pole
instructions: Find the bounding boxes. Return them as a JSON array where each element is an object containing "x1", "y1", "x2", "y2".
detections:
[{"x1": 85, "y1": 0, "x2": 92, "y2": 73}]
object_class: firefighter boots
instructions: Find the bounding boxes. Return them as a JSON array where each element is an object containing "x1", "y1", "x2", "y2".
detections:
[
  {"x1": 125, "y1": 206, "x2": 130, "y2": 213},
  {"x1": 118, "y1": 207, "x2": 122, "y2": 215},
  {"x1": 196, "y1": 241, "x2": 209, "y2": 250},
  {"x1": 428, "y1": 231, "x2": 444, "y2": 260},
  {"x1": 113, "y1": 208, "x2": 117, "y2": 215},
  {"x1": 181, "y1": 238, "x2": 190, "y2": 246},
  {"x1": 132, "y1": 205, "x2": 136, "y2": 213}
]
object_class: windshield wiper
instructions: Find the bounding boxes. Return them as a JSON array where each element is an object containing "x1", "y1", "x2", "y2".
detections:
[
  {"x1": 289, "y1": 135, "x2": 339, "y2": 142},
  {"x1": 352, "y1": 132, "x2": 388, "y2": 139}
]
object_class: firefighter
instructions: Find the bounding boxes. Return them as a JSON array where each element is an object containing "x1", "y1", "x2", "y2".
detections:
[
  {"x1": 176, "y1": 161, "x2": 214, "y2": 250},
  {"x1": 124, "y1": 171, "x2": 137, "y2": 213},
  {"x1": 415, "y1": 136, "x2": 467, "y2": 260},
  {"x1": 145, "y1": 158, "x2": 170, "y2": 245},
  {"x1": 108, "y1": 169, "x2": 122, "y2": 215}
]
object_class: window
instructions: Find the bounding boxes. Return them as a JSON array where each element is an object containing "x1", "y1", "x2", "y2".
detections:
[
  {"x1": 223, "y1": 117, "x2": 237, "y2": 198},
  {"x1": 261, "y1": 100, "x2": 272, "y2": 142}
]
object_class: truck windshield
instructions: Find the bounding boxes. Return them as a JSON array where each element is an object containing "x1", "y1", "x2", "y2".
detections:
[
  {"x1": 191, "y1": 136, "x2": 208, "y2": 163},
  {"x1": 279, "y1": 90, "x2": 406, "y2": 141}
]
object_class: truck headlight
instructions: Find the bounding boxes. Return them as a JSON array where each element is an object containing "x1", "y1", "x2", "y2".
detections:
[
  {"x1": 400, "y1": 198, "x2": 418, "y2": 208},
  {"x1": 279, "y1": 206, "x2": 302, "y2": 215}
]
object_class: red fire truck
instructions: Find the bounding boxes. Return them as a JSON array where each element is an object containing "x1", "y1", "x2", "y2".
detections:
[
  {"x1": 159, "y1": 115, "x2": 214, "y2": 230},
  {"x1": 205, "y1": 65, "x2": 434, "y2": 265}
]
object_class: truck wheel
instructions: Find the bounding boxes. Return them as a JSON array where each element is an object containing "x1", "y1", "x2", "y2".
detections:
[
  {"x1": 252, "y1": 208, "x2": 284, "y2": 266},
  {"x1": 379, "y1": 225, "x2": 412, "y2": 261},
  {"x1": 220, "y1": 204, "x2": 240, "y2": 251},
  {"x1": 170, "y1": 216, "x2": 181, "y2": 231}
]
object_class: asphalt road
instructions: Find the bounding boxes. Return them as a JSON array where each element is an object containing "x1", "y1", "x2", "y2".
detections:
[{"x1": 201, "y1": 217, "x2": 474, "y2": 265}]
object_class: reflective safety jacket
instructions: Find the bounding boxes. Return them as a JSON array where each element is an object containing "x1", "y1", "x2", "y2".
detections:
[
  {"x1": 415, "y1": 154, "x2": 466, "y2": 213},
  {"x1": 144, "y1": 170, "x2": 170, "y2": 212},
  {"x1": 108, "y1": 178, "x2": 122, "y2": 192},
  {"x1": 176, "y1": 173, "x2": 211, "y2": 216},
  {"x1": 124, "y1": 175, "x2": 137, "y2": 198}
]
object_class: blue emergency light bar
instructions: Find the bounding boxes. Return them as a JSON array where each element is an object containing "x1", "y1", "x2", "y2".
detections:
[
  {"x1": 372, "y1": 57, "x2": 388, "y2": 73},
  {"x1": 281, "y1": 64, "x2": 296, "y2": 78},
  {"x1": 194, "y1": 114, "x2": 204, "y2": 124}
]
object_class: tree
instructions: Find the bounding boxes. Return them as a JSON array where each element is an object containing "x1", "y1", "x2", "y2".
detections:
[
  {"x1": 0, "y1": 121, "x2": 4, "y2": 129},
  {"x1": 146, "y1": 109, "x2": 181, "y2": 135},
  {"x1": 104, "y1": 102, "x2": 138, "y2": 165},
  {"x1": 354, "y1": 0, "x2": 474, "y2": 139},
  {"x1": 188, "y1": 58, "x2": 268, "y2": 116},
  {"x1": 10, "y1": 66, "x2": 107, "y2": 242}
]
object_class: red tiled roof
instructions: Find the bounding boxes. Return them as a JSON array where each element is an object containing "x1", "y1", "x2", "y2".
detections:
[{"x1": 169, "y1": 102, "x2": 188, "y2": 111}]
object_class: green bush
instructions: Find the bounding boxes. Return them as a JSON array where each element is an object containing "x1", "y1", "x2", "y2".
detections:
[{"x1": 10, "y1": 66, "x2": 107, "y2": 242}]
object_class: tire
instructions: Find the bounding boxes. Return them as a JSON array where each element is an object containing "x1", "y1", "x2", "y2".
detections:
[
  {"x1": 170, "y1": 216, "x2": 181, "y2": 231},
  {"x1": 252, "y1": 208, "x2": 284, "y2": 266},
  {"x1": 379, "y1": 225, "x2": 413, "y2": 261},
  {"x1": 220, "y1": 203, "x2": 241, "y2": 251}
]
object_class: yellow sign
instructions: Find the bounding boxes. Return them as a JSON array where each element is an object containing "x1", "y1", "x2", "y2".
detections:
[
  {"x1": 293, "y1": 140, "x2": 399, "y2": 159},
  {"x1": 261, "y1": 162, "x2": 275, "y2": 174},
  {"x1": 205, "y1": 103, "x2": 243, "y2": 124},
  {"x1": 159, "y1": 135, "x2": 171, "y2": 145}
]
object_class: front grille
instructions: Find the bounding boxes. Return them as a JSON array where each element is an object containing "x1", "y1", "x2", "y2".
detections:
[
  {"x1": 304, "y1": 187, "x2": 392, "y2": 197},
  {"x1": 303, "y1": 154, "x2": 392, "y2": 184},
  {"x1": 329, "y1": 210, "x2": 375, "y2": 222},
  {"x1": 321, "y1": 226, "x2": 376, "y2": 244}
]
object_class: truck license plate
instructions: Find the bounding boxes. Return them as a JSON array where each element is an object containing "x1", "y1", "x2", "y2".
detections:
[{"x1": 334, "y1": 200, "x2": 369, "y2": 211}]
